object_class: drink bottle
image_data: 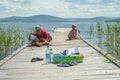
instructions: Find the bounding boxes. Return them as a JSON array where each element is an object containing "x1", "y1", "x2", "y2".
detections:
[
  {"x1": 46, "y1": 46, "x2": 51, "y2": 64},
  {"x1": 50, "y1": 49, "x2": 54, "y2": 62}
]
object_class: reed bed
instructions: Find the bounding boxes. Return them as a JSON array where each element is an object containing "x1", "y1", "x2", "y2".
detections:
[
  {"x1": 88, "y1": 22, "x2": 120, "y2": 60},
  {"x1": 104, "y1": 23, "x2": 120, "y2": 59},
  {"x1": 0, "y1": 27, "x2": 29, "y2": 60}
]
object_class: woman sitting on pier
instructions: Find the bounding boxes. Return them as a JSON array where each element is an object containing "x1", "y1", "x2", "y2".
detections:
[
  {"x1": 29, "y1": 26, "x2": 52, "y2": 46},
  {"x1": 68, "y1": 24, "x2": 80, "y2": 40}
]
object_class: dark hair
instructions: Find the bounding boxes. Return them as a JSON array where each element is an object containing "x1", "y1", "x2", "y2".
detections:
[{"x1": 72, "y1": 24, "x2": 76, "y2": 28}]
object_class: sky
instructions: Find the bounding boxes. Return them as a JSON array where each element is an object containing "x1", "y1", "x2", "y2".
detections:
[{"x1": 0, "y1": 0, "x2": 120, "y2": 18}]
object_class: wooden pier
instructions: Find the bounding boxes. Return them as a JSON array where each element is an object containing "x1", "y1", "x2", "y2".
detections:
[{"x1": 0, "y1": 28, "x2": 120, "y2": 80}]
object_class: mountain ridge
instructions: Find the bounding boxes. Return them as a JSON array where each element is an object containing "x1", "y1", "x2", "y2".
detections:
[{"x1": 0, "y1": 15, "x2": 119, "y2": 22}]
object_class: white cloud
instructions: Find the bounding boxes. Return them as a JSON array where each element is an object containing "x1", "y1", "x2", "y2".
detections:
[
  {"x1": 0, "y1": 0, "x2": 120, "y2": 18},
  {"x1": 86, "y1": 0, "x2": 102, "y2": 3},
  {"x1": 64, "y1": 0, "x2": 120, "y2": 17}
]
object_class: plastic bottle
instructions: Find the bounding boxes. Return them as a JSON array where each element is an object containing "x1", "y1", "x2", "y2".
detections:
[
  {"x1": 45, "y1": 46, "x2": 51, "y2": 64},
  {"x1": 50, "y1": 49, "x2": 54, "y2": 62}
]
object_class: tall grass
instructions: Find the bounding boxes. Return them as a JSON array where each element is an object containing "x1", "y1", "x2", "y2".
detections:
[
  {"x1": 96, "y1": 22, "x2": 104, "y2": 47},
  {"x1": 88, "y1": 24, "x2": 94, "y2": 40},
  {"x1": 87, "y1": 22, "x2": 120, "y2": 60},
  {"x1": 0, "y1": 27, "x2": 29, "y2": 60},
  {"x1": 96, "y1": 22, "x2": 104, "y2": 35},
  {"x1": 104, "y1": 23, "x2": 120, "y2": 59}
]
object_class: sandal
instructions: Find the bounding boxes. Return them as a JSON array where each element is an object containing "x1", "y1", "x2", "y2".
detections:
[
  {"x1": 31, "y1": 58, "x2": 37, "y2": 62},
  {"x1": 36, "y1": 57, "x2": 44, "y2": 61}
]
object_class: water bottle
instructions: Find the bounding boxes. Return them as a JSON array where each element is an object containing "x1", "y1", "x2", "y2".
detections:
[
  {"x1": 50, "y1": 49, "x2": 54, "y2": 62},
  {"x1": 45, "y1": 46, "x2": 51, "y2": 64}
]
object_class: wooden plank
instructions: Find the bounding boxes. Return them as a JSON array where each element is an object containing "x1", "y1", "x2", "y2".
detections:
[{"x1": 0, "y1": 44, "x2": 28, "y2": 67}]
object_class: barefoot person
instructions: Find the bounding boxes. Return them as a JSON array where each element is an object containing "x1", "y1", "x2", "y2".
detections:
[
  {"x1": 29, "y1": 26, "x2": 52, "y2": 46},
  {"x1": 68, "y1": 24, "x2": 80, "y2": 40}
]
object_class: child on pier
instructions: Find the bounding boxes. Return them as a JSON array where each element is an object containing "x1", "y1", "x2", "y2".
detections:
[{"x1": 68, "y1": 24, "x2": 80, "y2": 40}]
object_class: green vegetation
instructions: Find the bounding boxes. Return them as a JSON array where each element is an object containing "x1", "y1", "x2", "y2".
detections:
[
  {"x1": 104, "y1": 23, "x2": 120, "y2": 59},
  {"x1": 0, "y1": 27, "x2": 29, "y2": 60},
  {"x1": 88, "y1": 22, "x2": 120, "y2": 60},
  {"x1": 88, "y1": 24, "x2": 94, "y2": 40},
  {"x1": 96, "y1": 22, "x2": 104, "y2": 47},
  {"x1": 96, "y1": 22, "x2": 104, "y2": 35}
]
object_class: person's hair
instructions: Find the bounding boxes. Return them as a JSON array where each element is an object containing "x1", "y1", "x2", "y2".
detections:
[
  {"x1": 36, "y1": 29, "x2": 42, "y2": 32},
  {"x1": 72, "y1": 24, "x2": 76, "y2": 28}
]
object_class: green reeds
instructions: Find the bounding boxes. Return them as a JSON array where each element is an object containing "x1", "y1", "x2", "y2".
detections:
[
  {"x1": 88, "y1": 24, "x2": 94, "y2": 40},
  {"x1": 96, "y1": 22, "x2": 104, "y2": 47},
  {"x1": 104, "y1": 23, "x2": 120, "y2": 59},
  {"x1": 0, "y1": 27, "x2": 28, "y2": 60},
  {"x1": 87, "y1": 22, "x2": 120, "y2": 60},
  {"x1": 96, "y1": 22, "x2": 104, "y2": 35}
]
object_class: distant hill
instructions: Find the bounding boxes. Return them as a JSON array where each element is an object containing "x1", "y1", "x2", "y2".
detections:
[
  {"x1": 0, "y1": 15, "x2": 66, "y2": 22},
  {"x1": 68, "y1": 17, "x2": 116, "y2": 22},
  {"x1": 90, "y1": 16, "x2": 115, "y2": 22},
  {"x1": 106, "y1": 18, "x2": 120, "y2": 22},
  {"x1": 0, "y1": 15, "x2": 119, "y2": 22}
]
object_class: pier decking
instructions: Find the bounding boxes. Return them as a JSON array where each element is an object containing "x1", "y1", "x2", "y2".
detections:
[{"x1": 0, "y1": 28, "x2": 120, "y2": 80}]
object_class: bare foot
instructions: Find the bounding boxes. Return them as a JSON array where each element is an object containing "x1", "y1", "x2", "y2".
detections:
[{"x1": 48, "y1": 42, "x2": 52, "y2": 46}]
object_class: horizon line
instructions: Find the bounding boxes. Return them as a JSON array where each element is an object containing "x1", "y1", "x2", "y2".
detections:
[{"x1": 0, "y1": 14, "x2": 120, "y2": 19}]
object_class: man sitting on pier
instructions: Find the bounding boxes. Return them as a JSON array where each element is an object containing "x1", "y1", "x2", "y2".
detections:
[
  {"x1": 29, "y1": 26, "x2": 52, "y2": 46},
  {"x1": 68, "y1": 24, "x2": 80, "y2": 40}
]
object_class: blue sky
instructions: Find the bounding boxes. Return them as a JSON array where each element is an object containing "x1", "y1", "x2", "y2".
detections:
[{"x1": 0, "y1": 0, "x2": 120, "y2": 18}]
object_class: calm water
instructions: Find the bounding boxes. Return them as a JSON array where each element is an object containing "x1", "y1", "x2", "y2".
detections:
[{"x1": 0, "y1": 22, "x2": 92, "y2": 34}]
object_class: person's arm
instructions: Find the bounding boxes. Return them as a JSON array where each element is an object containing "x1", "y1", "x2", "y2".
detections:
[
  {"x1": 68, "y1": 31, "x2": 71, "y2": 38},
  {"x1": 75, "y1": 30, "x2": 80, "y2": 39}
]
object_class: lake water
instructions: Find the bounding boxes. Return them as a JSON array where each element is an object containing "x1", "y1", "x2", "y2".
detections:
[{"x1": 0, "y1": 22, "x2": 92, "y2": 34}]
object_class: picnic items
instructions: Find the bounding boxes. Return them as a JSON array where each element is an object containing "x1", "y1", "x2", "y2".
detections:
[
  {"x1": 62, "y1": 48, "x2": 79, "y2": 55},
  {"x1": 44, "y1": 46, "x2": 84, "y2": 67},
  {"x1": 53, "y1": 54, "x2": 83, "y2": 64},
  {"x1": 52, "y1": 48, "x2": 84, "y2": 67}
]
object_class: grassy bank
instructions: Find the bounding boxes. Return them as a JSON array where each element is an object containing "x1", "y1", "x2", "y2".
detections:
[{"x1": 0, "y1": 27, "x2": 30, "y2": 60}]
